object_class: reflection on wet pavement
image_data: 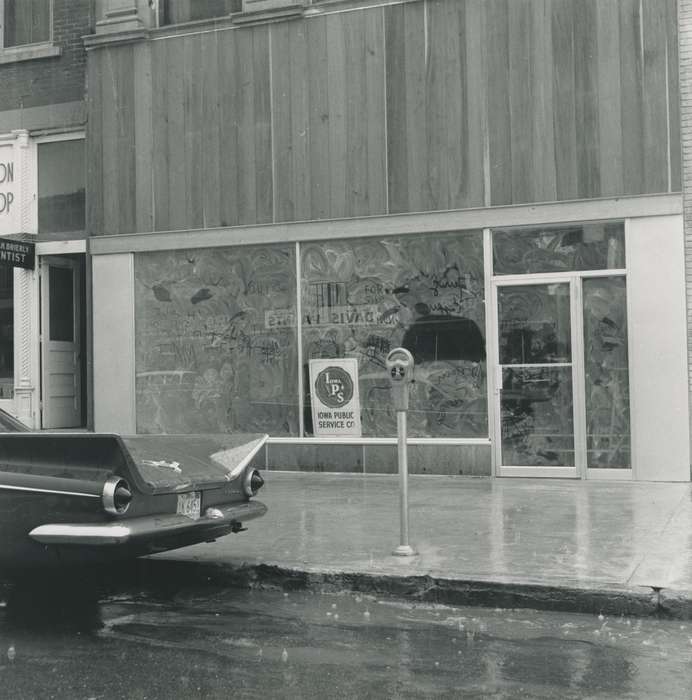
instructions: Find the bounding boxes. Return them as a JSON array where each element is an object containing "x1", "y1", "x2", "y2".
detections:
[{"x1": 0, "y1": 580, "x2": 689, "y2": 699}]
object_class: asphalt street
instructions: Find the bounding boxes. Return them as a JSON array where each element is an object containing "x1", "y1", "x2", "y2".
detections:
[{"x1": 0, "y1": 579, "x2": 690, "y2": 699}]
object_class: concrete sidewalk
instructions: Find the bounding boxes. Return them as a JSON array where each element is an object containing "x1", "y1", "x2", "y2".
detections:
[{"x1": 152, "y1": 472, "x2": 692, "y2": 618}]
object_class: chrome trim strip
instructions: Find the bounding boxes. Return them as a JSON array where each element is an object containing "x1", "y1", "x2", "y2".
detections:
[
  {"x1": 29, "y1": 500, "x2": 268, "y2": 546},
  {"x1": 30, "y1": 524, "x2": 132, "y2": 545},
  {"x1": 0, "y1": 484, "x2": 99, "y2": 498}
]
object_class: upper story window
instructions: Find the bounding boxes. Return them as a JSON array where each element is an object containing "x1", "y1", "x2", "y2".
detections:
[
  {"x1": 158, "y1": 0, "x2": 241, "y2": 25},
  {"x1": 2, "y1": 0, "x2": 50, "y2": 48},
  {"x1": 38, "y1": 137, "x2": 85, "y2": 236}
]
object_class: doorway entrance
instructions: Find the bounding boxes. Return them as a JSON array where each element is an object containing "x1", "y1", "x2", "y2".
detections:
[
  {"x1": 40, "y1": 255, "x2": 86, "y2": 429},
  {"x1": 492, "y1": 274, "x2": 631, "y2": 478}
]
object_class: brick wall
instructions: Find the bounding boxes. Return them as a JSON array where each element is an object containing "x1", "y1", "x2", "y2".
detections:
[
  {"x1": 680, "y1": 0, "x2": 692, "y2": 440},
  {"x1": 0, "y1": 0, "x2": 92, "y2": 112}
]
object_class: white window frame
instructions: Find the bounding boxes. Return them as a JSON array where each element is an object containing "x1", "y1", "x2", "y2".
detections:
[
  {"x1": 0, "y1": 0, "x2": 60, "y2": 64},
  {"x1": 35, "y1": 130, "x2": 86, "y2": 238}
]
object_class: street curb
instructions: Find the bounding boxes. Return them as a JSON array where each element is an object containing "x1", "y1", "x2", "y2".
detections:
[{"x1": 116, "y1": 558, "x2": 691, "y2": 620}]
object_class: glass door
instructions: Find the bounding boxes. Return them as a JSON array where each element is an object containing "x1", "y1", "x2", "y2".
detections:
[{"x1": 494, "y1": 280, "x2": 581, "y2": 477}]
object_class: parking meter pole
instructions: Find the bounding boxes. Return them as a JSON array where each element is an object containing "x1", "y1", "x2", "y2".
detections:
[
  {"x1": 386, "y1": 347, "x2": 417, "y2": 557},
  {"x1": 393, "y1": 409, "x2": 415, "y2": 557}
]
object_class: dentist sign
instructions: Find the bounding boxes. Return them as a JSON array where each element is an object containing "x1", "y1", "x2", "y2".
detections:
[{"x1": 309, "y1": 358, "x2": 362, "y2": 437}]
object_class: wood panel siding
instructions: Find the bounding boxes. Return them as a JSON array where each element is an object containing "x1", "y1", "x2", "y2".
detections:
[
  {"x1": 87, "y1": 0, "x2": 681, "y2": 236},
  {"x1": 386, "y1": 0, "x2": 485, "y2": 213},
  {"x1": 98, "y1": 46, "x2": 137, "y2": 235}
]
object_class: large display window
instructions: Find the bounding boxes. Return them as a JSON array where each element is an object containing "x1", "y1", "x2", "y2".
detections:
[
  {"x1": 134, "y1": 245, "x2": 299, "y2": 435},
  {"x1": 301, "y1": 231, "x2": 487, "y2": 438},
  {"x1": 491, "y1": 221, "x2": 631, "y2": 476}
]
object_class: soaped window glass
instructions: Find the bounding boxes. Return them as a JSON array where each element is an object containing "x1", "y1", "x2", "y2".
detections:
[
  {"x1": 301, "y1": 231, "x2": 487, "y2": 438},
  {"x1": 583, "y1": 276, "x2": 631, "y2": 469},
  {"x1": 492, "y1": 222, "x2": 625, "y2": 275},
  {"x1": 134, "y1": 244, "x2": 299, "y2": 435}
]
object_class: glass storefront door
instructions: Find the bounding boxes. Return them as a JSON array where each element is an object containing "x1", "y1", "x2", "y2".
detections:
[
  {"x1": 493, "y1": 275, "x2": 631, "y2": 478},
  {"x1": 494, "y1": 279, "x2": 580, "y2": 477}
]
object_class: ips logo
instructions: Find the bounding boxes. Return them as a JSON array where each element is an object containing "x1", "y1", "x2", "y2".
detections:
[{"x1": 315, "y1": 366, "x2": 354, "y2": 408}]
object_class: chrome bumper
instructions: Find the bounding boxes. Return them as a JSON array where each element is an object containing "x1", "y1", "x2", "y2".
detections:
[{"x1": 28, "y1": 500, "x2": 267, "y2": 546}]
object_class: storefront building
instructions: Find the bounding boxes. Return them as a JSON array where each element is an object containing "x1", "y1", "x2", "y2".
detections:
[
  {"x1": 0, "y1": 1, "x2": 91, "y2": 431},
  {"x1": 87, "y1": 0, "x2": 689, "y2": 481}
]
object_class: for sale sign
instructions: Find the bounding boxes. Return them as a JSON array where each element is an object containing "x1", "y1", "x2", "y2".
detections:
[{"x1": 309, "y1": 358, "x2": 362, "y2": 437}]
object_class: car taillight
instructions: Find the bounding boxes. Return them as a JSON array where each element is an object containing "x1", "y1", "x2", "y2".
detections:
[
  {"x1": 103, "y1": 476, "x2": 132, "y2": 515},
  {"x1": 243, "y1": 469, "x2": 264, "y2": 498}
]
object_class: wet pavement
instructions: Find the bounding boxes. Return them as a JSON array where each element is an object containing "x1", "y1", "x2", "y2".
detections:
[
  {"x1": 0, "y1": 583, "x2": 690, "y2": 699},
  {"x1": 152, "y1": 473, "x2": 692, "y2": 614}
]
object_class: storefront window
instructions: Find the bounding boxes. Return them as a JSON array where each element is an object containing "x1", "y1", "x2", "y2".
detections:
[
  {"x1": 134, "y1": 245, "x2": 298, "y2": 435},
  {"x1": 493, "y1": 222, "x2": 625, "y2": 275},
  {"x1": 583, "y1": 276, "x2": 630, "y2": 468},
  {"x1": 301, "y1": 231, "x2": 487, "y2": 438},
  {"x1": 38, "y1": 139, "x2": 85, "y2": 235},
  {"x1": 0, "y1": 268, "x2": 12, "y2": 399}
]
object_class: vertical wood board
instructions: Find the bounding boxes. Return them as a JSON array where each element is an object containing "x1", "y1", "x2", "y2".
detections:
[
  {"x1": 485, "y1": 0, "x2": 512, "y2": 205},
  {"x1": 596, "y1": 0, "x2": 624, "y2": 196},
  {"x1": 86, "y1": 54, "x2": 104, "y2": 236},
  {"x1": 151, "y1": 39, "x2": 170, "y2": 232},
  {"x1": 619, "y1": 0, "x2": 645, "y2": 194},
  {"x1": 641, "y1": 0, "x2": 670, "y2": 194}
]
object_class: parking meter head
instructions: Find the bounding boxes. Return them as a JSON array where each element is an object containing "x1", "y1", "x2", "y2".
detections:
[{"x1": 385, "y1": 347, "x2": 415, "y2": 411}]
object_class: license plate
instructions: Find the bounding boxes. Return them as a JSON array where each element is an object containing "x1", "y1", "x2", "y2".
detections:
[{"x1": 177, "y1": 491, "x2": 201, "y2": 520}]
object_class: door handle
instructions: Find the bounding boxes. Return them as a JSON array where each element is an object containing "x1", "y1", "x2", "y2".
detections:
[{"x1": 495, "y1": 365, "x2": 503, "y2": 396}]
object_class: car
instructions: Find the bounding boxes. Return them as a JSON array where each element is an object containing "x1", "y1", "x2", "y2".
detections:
[{"x1": 0, "y1": 408, "x2": 267, "y2": 571}]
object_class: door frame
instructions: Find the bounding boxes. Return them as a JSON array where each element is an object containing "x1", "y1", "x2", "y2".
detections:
[
  {"x1": 39, "y1": 255, "x2": 82, "y2": 429},
  {"x1": 490, "y1": 269, "x2": 630, "y2": 479}
]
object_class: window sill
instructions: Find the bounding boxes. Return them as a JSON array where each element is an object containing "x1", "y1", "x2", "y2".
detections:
[{"x1": 0, "y1": 43, "x2": 61, "y2": 65}]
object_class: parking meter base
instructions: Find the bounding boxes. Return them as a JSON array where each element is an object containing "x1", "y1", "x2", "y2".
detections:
[{"x1": 392, "y1": 544, "x2": 417, "y2": 557}]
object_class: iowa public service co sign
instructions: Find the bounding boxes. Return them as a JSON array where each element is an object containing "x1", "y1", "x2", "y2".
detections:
[{"x1": 309, "y1": 358, "x2": 362, "y2": 437}]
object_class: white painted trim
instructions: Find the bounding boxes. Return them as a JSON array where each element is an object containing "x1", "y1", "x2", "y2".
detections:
[
  {"x1": 92, "y1": 253, "x2": 136, "y2": 433},
  {"x1": 490, "y1": 279, "x2": 501, "y2": 472},
  {"x1": 498, "y1": 466, "x2": 579, "y2": 479},
  {"x1": 267, "y1": 437, "x2": 491, "y2": 446},
  {"x1": 128, "y1": 254, "x2": 136, "y2": 427},
  {"x1": 36, "y1": 240, "x2": 86, "y2": 255},
  {"x1": 89, "y1": 194, "x2": 683, "y2": 256},
  {"x1": 572, "y1": 276, "x2": 587, "y2": 478},
  {"x1": 493, "y1": 269, "x2": 626, "y2": 284},
  {"x1": 33, "y1": 131, "x2": 85, "y2": 144},
  {"x1": 626, "y1": 214, "x2": 689, "y2": 481},
  {"x1": 0, "y1": 44, "x2": 60, "y2": 65},
  {"x1": 586, "y1": 468, "x2": 632, "y2": 481},
  {"x1": 624, "y1": 221, "x2": 638, "y2": 480},
  {"x1": 483, "y1": 228, "x2": 497, "y2": 476}
]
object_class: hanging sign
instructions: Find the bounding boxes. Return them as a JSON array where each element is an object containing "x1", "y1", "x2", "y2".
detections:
[
  {"x1": 309, "y1": 358, "x2": 362, "y2": 437},
  {"x1": 0, "y1": 237, "x2": 34, "y2": 269}
]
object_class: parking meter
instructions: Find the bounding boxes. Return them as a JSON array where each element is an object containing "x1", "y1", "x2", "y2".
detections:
[
  {"x1": 385, "y1": 347, "x2": 417, "y2": 557},
  {"x1": 385, "y1": 348, "x2": 415, "y2": 411}
]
